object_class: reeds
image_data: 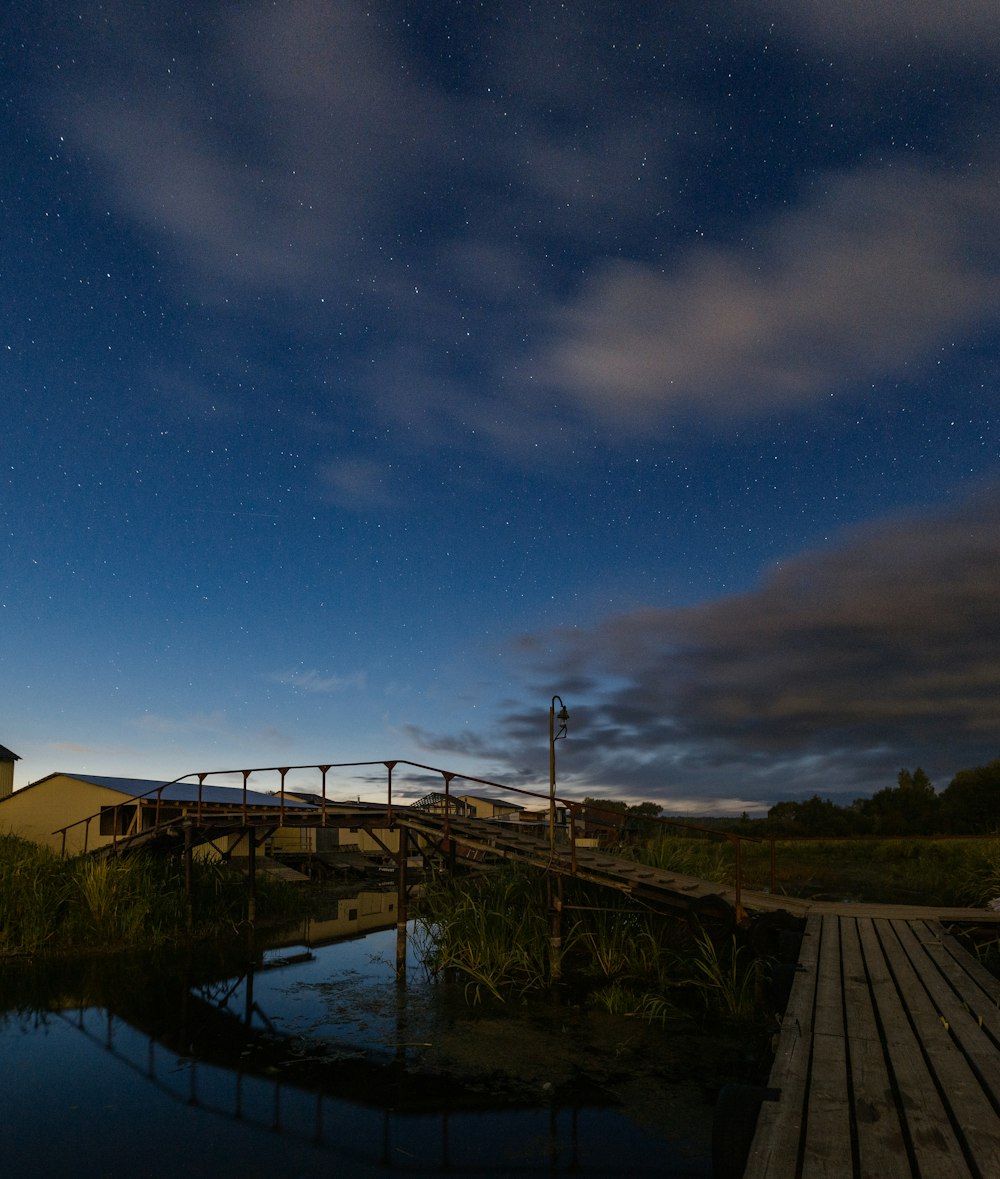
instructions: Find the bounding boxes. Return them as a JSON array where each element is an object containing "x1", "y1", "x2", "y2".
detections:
[
  {"x1": 414, "y1": 870, "x2": 551, "y2": 1001},
  {"x1": 0, "y1": 835, "x2": 69, "y2": 954},
  {"x1": 627, "y1": 834, "x2": 733, "y2": 885},
  {"x1": 0, "y1": 834, "x2": 263, "y2": 956},
  {"x1": 683, "y1": 929, "x2": 761, "y2": 1021},
  {"x1": 414, "y1": 864, "x2": 765, "y2": 1027}
]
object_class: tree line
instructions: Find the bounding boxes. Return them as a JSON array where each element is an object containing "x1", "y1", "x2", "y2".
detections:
[
  {"x1": 758, "y1": 759, "x2": 1000, "y2": 837},
  {"x1": 589, "y1": 756, "x2": 1000, "y2": 839}
]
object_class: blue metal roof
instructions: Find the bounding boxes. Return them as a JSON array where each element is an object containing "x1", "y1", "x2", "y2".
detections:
[{"x1": 57, "y1": 773, "x2": 318, "y2": 809}]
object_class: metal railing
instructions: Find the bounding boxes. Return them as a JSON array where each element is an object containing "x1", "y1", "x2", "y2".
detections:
[{"x1": 52, "y1": 759, "x2": 767, "y2": 911}]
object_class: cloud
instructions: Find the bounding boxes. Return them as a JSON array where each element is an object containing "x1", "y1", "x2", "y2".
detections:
[
  {"x1": 458, "y1": 483, "x2": 1000, "y2": 804},
  {"x1": 537, "y1": 163, "x2": 1000, "y2": 426},
  {"x1": 46, "y1": 2, "x2": 1000, "y2": 453},
  {"x1": 760, "y1": 2, "x2": 1000, "y2": 59},
  {"x1": 60, "y1": 2, "x2": 444, "y2": 303},
  {"x1": 274, "y1": 668, "x2": 367, "y2": 693},
  {"x1": 132, "y1": 711, "x2": 234, "y2": 735},
  {"x1": 317, "y1": 458, "x2": 395, "y2": 510}
]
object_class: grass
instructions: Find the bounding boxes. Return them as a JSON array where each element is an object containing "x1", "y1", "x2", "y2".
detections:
[
  {"x1": 0, "y1": 834, "x2": 293, "y2": 956},
  {"x1": 414, "y1": 865, "x2": 765, "y2": 1029},
  {"x1": 625, "y1": 833, "x2": 1000, "y2": 908},
  {"x1": 413, "y1": 870, "x2": 551, "y2": 1002},
  {"x1": 682, "y1": 929, "x2": 761, "y2": 1021},
  {"x1": 415, "y1": 835, "x2": 1000, "y2": 1022}
]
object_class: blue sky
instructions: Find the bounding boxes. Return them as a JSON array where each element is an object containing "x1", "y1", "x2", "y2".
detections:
[{"x1": 3, "y1": 2, "x2": 999, "y2": 811}]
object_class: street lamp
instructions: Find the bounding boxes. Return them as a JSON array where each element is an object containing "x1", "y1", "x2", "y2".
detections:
[{"x1": 549, "y1": 695, "x2": 569, "y2": 851}]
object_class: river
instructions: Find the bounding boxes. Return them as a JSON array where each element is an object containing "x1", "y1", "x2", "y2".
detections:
[{"x1": 0, "y1": 889, "x2": 724, "y2": 1177}]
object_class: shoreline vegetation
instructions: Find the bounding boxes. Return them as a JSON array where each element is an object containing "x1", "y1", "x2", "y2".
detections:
[
  {"x1": 0, "y1": 833, "x2": 301, "y2": 958},
  {"x1": 413, "y1": 866, "x2": 769, "y2": 1028},
  {"x1": 623, "y1": 831, "x2": 1000, "y2": 909},
  {"x1": 5, "y1": 829, "x2": 1000, "y2": 1014}
]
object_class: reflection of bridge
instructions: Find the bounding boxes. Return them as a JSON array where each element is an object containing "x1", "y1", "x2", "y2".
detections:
[{"x1": 44, "y1": 928, "x2": 654, "y2": 1177}]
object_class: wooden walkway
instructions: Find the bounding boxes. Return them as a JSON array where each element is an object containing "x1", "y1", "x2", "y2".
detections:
[
  {"x1": 395, "y1": 811, "x2": 739, "y2": 917},
  {"x1": 744, "y1": 914, "x2": 1000, "y2": 1179}
]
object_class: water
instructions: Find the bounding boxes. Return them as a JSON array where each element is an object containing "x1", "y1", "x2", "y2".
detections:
[{"x1": 0, "y1": 897, "x2": 713, "y2": 1177}]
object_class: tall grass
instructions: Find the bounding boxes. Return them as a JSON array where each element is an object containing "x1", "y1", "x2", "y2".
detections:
[
  {"x1": 0, "y1": 835, "x2": 277, "y2": 956},
  {"x1": 414, "y1": 865, "x2": 766, "y2": 1028},
  {"x1": 683, "y1": 930, "x2": 761, "y2": 1021},
  {"x1": 414, "y1": 869, "x2": 551, "y2": 1001},
  {"x1": 625, "y1": 832, "x2": 1000, "y2": 907},
  {"x1": 0, "y1": 835, "x2": 70, "y2": 954},
  {"x1": 628, "y1": 835, "x2": 733, "y2": 885}
]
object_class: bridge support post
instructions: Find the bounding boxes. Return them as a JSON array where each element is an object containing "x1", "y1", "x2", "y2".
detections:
[{"x1": 547, "y1": 874, "x2": 563, "y2": 983}]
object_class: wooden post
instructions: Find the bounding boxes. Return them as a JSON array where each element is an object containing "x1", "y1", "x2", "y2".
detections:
[{"x1": 547, "y1": 874, "x2": 563, "y2": 983}]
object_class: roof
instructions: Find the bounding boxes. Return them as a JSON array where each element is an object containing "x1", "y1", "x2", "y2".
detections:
[
  {"x1": 29, "y1": 772, "x2": 318, "y2": 810},
  {"x1": 0, "y1": 745, "x2": 20, "y2": 761},
  {"x1": 459, "y1": 792, "x2": 526, "y2": 811}
]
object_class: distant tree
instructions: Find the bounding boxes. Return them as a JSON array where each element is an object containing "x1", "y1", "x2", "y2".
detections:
[
  {"x1": 859, "y1": 767, "x2": 938, "y2": 835},
  {"x1": 582, "y1": 797, "x2": 661, "y2": 838},
  {"x1": 766, "y1": 796, "x2": 852, "y2": 837},
  {"x1": 940, "y1": 759, "x2": 1000, "y2": 834},
  {"x1": 898, "y1": 767, "x2": 934, "y2": 797},
  {"x1": 628, "y1": 801, "x2": 663, "y2": 819}
]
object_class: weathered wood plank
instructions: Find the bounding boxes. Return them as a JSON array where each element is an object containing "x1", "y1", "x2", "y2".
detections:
[
  {"x1": 744, "y1": 914, "x2": 822, "y2": 1178},
  {"x1": 890, "y1": 920, "x2": 1000, "y2": 1172},
  {"x1": 919, "y1": 920, "x2": 1000, "y2": 1037},
  {"x1": 895, "y1": 919, "x2": 1000, "y2": 1057},
  {"x1": 802, "y1": 917, "x2": 852, "y2": 1178},
  {"x1": 867, "y1": 924, "x2": 990, "y2": 1174},
  {"x1": 839, "y1": 918, "x2": 909, "y2": 1176},
  {"x1": 857, "y1": 918, "x2": 969, "y2": 1179}
]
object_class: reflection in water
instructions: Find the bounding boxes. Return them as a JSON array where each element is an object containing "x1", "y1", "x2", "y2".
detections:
[{"x1": 0, "y1": 893, "x2": 711, "y2": 1177}]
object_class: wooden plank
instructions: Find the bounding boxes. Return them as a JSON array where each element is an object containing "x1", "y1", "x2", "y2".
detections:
[
  {"x1": 839, "y1": 918, "x2": 909, "y2": 1176},
  {"x1": 920, "y1": 920, "x2": 1000, "y2": 1034},
  {"x1": 744, "y1": 914, "x2": 822, "y2": 1178},
  {"x1": 802, "y1": 917, "x2": 853, "y2": 1178},
  {"x1": 863, "y1": 919, "x2": 981, "y2": 1179},
  {"x1": 890, "y1": 920, "x2": 1000, "y2": 1172},
  {"x1": 898, "y1": 919, "x2": 1000, "y2": 1048},
  {"x1": 858, "y1": 918, "x2": 969, "y2": 1179}
]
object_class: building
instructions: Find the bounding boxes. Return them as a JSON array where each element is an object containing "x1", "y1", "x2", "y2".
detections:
[
  {"x1": 411, "y1": 791, "x2": 527, "y2": 822},
  {"x1": 271, "y1": 791, "x2": 400, "y2": 857},
  {"x1": 457, "y1": 793, "x2": 526, "y2": 822},
  {"x1": 0, "y1": 744, "x2": 19, "y2": 800},
  {"x1": 0, "y1": 772, "x2": 316, "y2": 856}
]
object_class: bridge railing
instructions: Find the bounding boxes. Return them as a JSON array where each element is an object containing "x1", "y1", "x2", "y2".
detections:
[{"x1": 52, "y1": 761, "x2": 766, "y2": 908}]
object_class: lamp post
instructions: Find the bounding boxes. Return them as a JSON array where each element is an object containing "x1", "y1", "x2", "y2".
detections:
[{"x1": 548, "y1": 695, "x2": 569, "y2": 852}]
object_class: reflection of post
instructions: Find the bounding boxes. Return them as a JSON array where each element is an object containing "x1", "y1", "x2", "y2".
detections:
[
  {"x1": 395, "y1": 828, "x2": 408, "y2": 983},
  {"x1": 184, "y1": 824, "x2": 194, "y2": 932},
  {"x1": 247, "y1": 829, "x2": 257, "y2": 927}
]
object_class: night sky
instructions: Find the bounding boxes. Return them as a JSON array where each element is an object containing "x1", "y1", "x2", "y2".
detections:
[{"x1": 4, "y1": 2, "x2": 999, "y2": 812}]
